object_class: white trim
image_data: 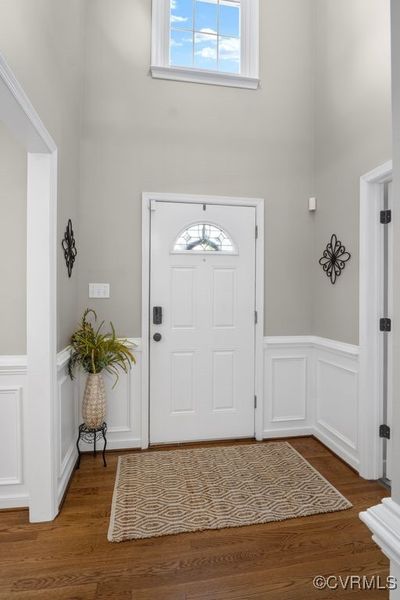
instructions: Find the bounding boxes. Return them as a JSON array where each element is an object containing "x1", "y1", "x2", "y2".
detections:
[
  {"x1": 265, "y1": 335, "x2": 359, "y2": 357},
  {"x1": 142, "y1": 192, "x2": 264, "y2": 447},
  {"x1": 0, "y1": 387, "x2": 23, "y2": 485},
  {"x1": 0, "y1": 53, "x2": 58, "y2": 522},
  {"x1": 360, "y1": 499, "x2": 400, "y2": 565},
  {"x1": 0, "y1": 494, "x2": 30, "y2": 510},
  {"x1": 151, "y1": 65, "x2": 260, "y2": 89},
  {"x1": 262, "y1": 426, "x2": 314, "y2": 438},
  {"x1": 359, "y1": 160, "x2": 393, "y2": 479},
  {"x1": 151, "y1": 0, "x2": 260, "y2": 90},
  {"x1": 0, "y1": 356, "x2": 27, "y2": 375}
]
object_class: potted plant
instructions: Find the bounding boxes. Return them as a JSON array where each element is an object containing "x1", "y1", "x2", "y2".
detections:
[{"x1": 68, "y1": 309, "x2": 136, "y2": 429}]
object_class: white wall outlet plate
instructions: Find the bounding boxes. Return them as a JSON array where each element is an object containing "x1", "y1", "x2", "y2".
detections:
[{"x1": 89, "y1": 283, "x2": 110, "y2": 298}]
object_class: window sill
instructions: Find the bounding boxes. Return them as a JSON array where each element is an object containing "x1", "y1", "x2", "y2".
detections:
[{"x1": 151, "y1": 65, "x2": 260, "y2": 90}]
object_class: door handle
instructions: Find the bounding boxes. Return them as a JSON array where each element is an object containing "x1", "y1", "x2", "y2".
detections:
[
  {"x1": 153, "y1": 333, "x2": 162, "y2": 342},
  {"x1": 153, "y1": 306, "x2": 163, "y2": 325}
]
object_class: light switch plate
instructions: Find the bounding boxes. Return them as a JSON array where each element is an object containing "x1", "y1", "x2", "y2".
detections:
[{"x1": 89, "y1": 283, "x2": 110, "y2": 298}]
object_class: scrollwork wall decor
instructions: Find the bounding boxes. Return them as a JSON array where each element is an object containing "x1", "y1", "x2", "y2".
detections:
[
  {"x1": 62, "y1": 219, "x2": 77, "y2": 278},
  {"x1": 319, "y1": 234, "x2": 351, "y2": 284}
]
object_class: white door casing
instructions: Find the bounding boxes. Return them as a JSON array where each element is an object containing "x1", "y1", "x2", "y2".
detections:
[
  {"x1": 359, "y1": 160, "x2": 393, "y2": 480},
  {"x1": 386, "y1": 180, "x2": 393, "y2": 481},
  {"x1": 150, "y1": 201, "x2": 256, "y2": 443}
]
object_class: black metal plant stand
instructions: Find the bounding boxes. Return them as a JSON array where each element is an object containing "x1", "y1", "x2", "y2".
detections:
[{"x1": 76, "y1": 422, "x2": 107, "y2": 468}]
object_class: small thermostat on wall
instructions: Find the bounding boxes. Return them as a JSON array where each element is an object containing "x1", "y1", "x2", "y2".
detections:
[
  {"x1": 309, "y1": 197, "x2": 317, "y2": 212},
  {"x1": 89, "y1": 283, "x2": 110, "y2": 298}
]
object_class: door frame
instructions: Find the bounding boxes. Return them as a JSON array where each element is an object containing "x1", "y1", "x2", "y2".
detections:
[
  {"x1": 141, "y1": 192, "x2": 264, "y2": 448},
  {"x1": 0, "y1": 53, "x2": 58, "y2": 520},
  {"x1": 359, "y1": 160, "x2": 392, "y2": 479}
]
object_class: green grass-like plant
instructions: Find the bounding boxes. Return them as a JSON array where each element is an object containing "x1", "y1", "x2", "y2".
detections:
[{"x1": 68, "y1": 309, "x2": 135, "y2": 387}]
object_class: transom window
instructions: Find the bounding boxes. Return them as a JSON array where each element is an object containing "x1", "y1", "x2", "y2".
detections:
[
  {"x1": 151, "y1": 0, "x2": 260, "y2": 89},
  {"x1": 170, "y1": 0, "x2": 241, "y2": 74},
  {"x1": 173, "y1": 223, "x2": 235, "y2": 253}
]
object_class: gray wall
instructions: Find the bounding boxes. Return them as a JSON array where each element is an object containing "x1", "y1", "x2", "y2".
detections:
[
  {"x1": 0, "y1": 0, "x2": 85, "y2": 351},
  {"x1": 0, "y1": 123, "x2": 26, "y2": 354},
  {"x1": 79, "y1": 0, "x2": 315, "y2": 338},
  {"x1": 312, "y1": 0, "x2": 392, "y2": 344}
]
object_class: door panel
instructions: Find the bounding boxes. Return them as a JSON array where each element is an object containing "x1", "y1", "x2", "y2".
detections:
[{"x1": 150, "y1": 201, "x2": 256, "y2": 444}]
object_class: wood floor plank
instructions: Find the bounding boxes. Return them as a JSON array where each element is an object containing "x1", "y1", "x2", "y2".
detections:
[{"x1": 0, "y1": 437, "x2": 389, "y2": 599}]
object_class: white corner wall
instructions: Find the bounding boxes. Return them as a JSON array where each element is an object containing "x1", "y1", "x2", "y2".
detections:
[{"x1": 264, "y1": 336, "x2": 360, "y2": 470}]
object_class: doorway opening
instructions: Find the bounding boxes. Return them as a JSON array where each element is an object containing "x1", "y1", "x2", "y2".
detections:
[{"x1": 359, "y1": 161, "x2": 393, "y2": 481}]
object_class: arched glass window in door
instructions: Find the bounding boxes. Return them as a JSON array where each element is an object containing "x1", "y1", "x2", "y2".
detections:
[{"x1": 173, "y1": 223, "x2": 235, "y2": 253}]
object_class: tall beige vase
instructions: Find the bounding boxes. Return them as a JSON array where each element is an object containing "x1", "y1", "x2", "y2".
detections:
[{"x1": 82, "y1": 373, "x2": 106, "y2": 429}]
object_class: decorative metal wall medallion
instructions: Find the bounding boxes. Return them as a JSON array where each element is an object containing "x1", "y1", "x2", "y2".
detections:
[
  {"x1": 62, "y1": 219, "x2": 77, "y2": 278},
  {"x1": 319, "y1": 234, "x2": 351, "y2": 284}
]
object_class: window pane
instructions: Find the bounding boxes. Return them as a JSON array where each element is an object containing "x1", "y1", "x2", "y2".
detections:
[
  {"x1": 170, "y1": 0, "x2": 193, "y2": 30},
  {"x1": 218, "y1": 35, "x2": 240, "y2": 73},
  {"x1": 174, "y1": 223, "x2": 235, "y2": 253},
  {"x1": 170, "y1": 29, "x2": 194, "y2": 67},
  {"x1": 194, "y1": 32, "x2": 217, "y2": 70},
  {"x1": 195, "y1": 0, "x2": 218, "y2": 34},
  {"x1": 219, "y1": 1, "x2": 240, "y2": 37}
]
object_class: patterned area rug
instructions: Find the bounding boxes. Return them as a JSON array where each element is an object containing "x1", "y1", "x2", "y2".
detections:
[{"x1": 108, "y1": 442, "x2": 352, "y2": 542}]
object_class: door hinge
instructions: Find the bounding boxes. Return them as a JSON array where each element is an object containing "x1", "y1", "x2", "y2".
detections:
[
  {"x1": 380, "y1": 317, "x2": 392, "y2": 332},
  {"x1": 254, "y1": 310, "x2": 258, "y2": 324},
  {"x1": 254, "y1": 395, "x2": 257, "y2": 409},
  {"x1": 379, "y1": 424, "x2": 391, "y2": 439},
  {"x1": 255, "y1": 225, "x2": 258, "y2": 239},
  {"x1": 380, "y1": 209, "x2": 392, "y2": 224}
]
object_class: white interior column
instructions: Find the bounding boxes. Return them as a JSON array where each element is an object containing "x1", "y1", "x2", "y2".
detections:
[
  {"x1": 360, "y1": 3, "x2": 400, "y2": 597},
  {"x1": 26, "y1": 152, "x2": 58, "y2": 522}
]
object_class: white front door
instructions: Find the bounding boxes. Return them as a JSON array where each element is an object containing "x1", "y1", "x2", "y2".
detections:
[{"x1": 149, "y1": 200, "x2": 256, "y2": 444}]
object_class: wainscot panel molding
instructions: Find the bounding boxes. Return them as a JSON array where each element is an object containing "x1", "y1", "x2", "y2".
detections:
[
  {"x1": 263, "y1": 337, "x2": 314, "y2": 438},
  {"x1": 56, "y1": 347, "x2": 78, "y2": 505},
  {"x1": 0, "y1": 355, "x2": 29, "y2": 509},
  {"x1": 264, "y1": 337, "x2": 360, "y2": 471}
]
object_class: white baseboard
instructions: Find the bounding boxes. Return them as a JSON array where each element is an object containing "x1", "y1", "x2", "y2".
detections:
[
  {"x1": 263, "y1": 427, "x2": 314, "y2": 438},
  {"x1": 314, "y1": 425, "x2": 360, "y2": 471},
  {"x1": 0, "y1": 493, "x2": 29, "y2": 510}
]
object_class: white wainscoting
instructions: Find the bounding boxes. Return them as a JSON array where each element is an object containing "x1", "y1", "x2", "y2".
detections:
[
  {"x1": 264, "y1": 336, "x2": 360, "y2": 471},
  {"x1": 314, "y1": 338, "x2": 359, "y2": 471},
  {"x1": 56, "y1": 348, "x2": 79, "y2": 505},
  {"x1": 264, "y1": 337, "x2": 315, "y2": 438},
  {"x1": 0, "y1": 357, "x2": 29, "y2": 509},
  {"x1": 0, "y1": 335, "x2": 361, "y2": 510}
]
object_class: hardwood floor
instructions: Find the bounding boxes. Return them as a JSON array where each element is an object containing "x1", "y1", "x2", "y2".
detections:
[{"x1": 0, "y1": 437, "x2": 389, "y2": 599}]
